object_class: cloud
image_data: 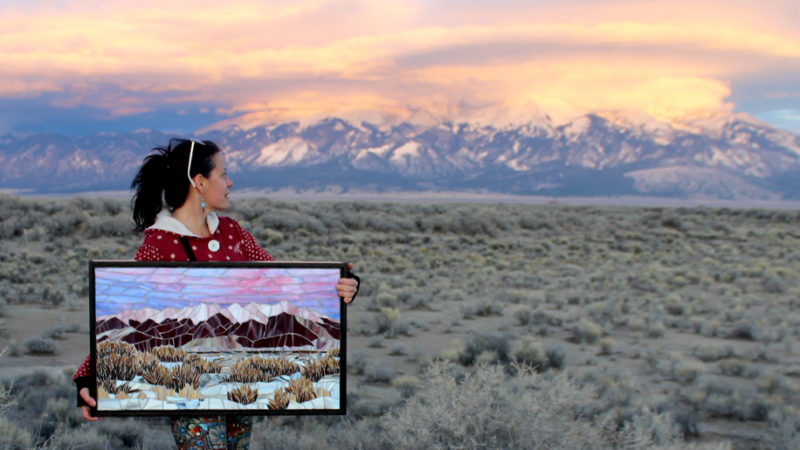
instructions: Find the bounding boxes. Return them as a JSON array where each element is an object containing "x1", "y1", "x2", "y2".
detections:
[{"x1": 0, "y1": 0, "x2": 798, "y2": 131}]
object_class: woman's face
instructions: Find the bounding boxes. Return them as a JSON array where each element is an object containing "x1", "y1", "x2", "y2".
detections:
[{"x1": 201, "y1": 152, "x2": 233, "y2": 212}]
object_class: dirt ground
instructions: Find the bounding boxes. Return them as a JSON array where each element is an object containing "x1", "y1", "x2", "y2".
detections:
[{"x1": 0, "y1": 303, "x2": 90, "y2": 377}]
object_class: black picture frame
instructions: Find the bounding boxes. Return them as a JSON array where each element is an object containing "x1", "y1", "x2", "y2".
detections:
[{"x1": 89, "y1": 260, "x2": 347, "y2": 416}]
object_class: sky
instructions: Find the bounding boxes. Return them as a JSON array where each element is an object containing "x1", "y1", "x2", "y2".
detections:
[
  {"x1": 1, "y1": 0, "x2": 798, "y2": 135},
  {"x1": 95, "y1": 266, "x2": 341, "y2": 320}
]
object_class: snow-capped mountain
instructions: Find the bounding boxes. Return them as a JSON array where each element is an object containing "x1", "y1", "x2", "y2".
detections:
[
  {"x1": 1, "y1": 110, "x2": 798, "y2": 199},
  {"x1": 96, "y1": 300, "x2": 340, "y2": 352}
]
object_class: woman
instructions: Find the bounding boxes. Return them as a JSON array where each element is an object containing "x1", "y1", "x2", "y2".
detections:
[{"x1": 72, "y1": 138, "x2": 359, "y2": 449}]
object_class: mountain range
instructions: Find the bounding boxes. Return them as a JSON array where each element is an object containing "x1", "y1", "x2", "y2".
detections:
[
  {"x1": 2, "y1": 109, "x2": 799, "y2": 199},
  {"x1": 96, "y1": 300, "x2": 340, "y2": 352}
]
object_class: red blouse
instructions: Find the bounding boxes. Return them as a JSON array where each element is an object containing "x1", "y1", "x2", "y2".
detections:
[{"x1": 135, "y1": 216, "x2": 273, "y2": 263}]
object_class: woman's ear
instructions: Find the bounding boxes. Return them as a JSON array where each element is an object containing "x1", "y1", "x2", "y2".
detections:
[{"x1": 192, "y1": 174, "x2": 205, "y2": 193}]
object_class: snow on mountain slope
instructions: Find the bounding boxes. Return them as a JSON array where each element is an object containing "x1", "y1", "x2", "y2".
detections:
[
  {"x1": 2, "y1": 109, "x2": 799, "y2": 199},
  {"x1": 254, "y1": 137, "x2": 313, "y2": 166}
]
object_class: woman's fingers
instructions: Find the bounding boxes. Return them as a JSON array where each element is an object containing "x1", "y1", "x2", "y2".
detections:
[
  {"x1": 80, "y1": 387, "x2": 96, "y2": 406},
  {"x1": 81, "y1": 405, "x2": 100, "y2": 421},
  {"x1": 336, "y1": 278, "x2": 358, "y2": 303},
  {"x1": 79, "y1": 388, "x2": 101, "y2": 421}
]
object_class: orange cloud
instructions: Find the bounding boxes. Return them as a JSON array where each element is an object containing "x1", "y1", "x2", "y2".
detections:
[{"x1": 0, "y1": 0, "x2": 797, "y2": 125}]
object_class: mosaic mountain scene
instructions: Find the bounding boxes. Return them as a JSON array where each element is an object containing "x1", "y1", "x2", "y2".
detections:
[{"x1": 92, "y1": 265, "x2": 343, "y2": 414}]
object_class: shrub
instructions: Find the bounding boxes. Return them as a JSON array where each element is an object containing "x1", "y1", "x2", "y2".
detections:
[
  {"x1": 730, "y1": 322, "x2": 760, "y2": 340},
  {"x1": 546, "y1": 347, "x2": 567, "y2": 370},
  {"x1": 673, "y1": 361, "x2": 704, "y2": 384},
  {"x1": 371, "y1": 362, "x2": 606, "y2": 448},
  {"x1": 510, "y1": 339, "x2": 547, "y2": 370},
  {"x1": 462, "y1": 298, "x2": 504, "y2": 318},
  {"x1": 42, "y1": 323, "x2": 70, "y2": 340},
  {"x1": 572, "y1": 318, "x2": 602, "y2": 344},
  {"x1": 24, "y1": 336, "x2": 57, "y2": 354},
  {"x1": 718, "y1": 359, "x2": 753, "y2": 377},
  {"x1": 390, "y1": 344, "x2": 408, "y2": 356},
  {"x1": 392, "y1": 375, "x2": 420, "y2": 398},
  {"x1": 598, "y1": 337, "x2": 616, "y2": 355},
  {"x1": 368, "y1": 336, "x2": 385, "y2": 348},
  {"x1": 0, "y1": 419, "x2": 32, "y2": 449},
  {"x1": 646, "y1": 321, "x2": 666, "y2": 338},
  {"x1": 457, "y1": 331, "x2": 511, "y2": 366},
  {"x1": 363, "y1": 363, "x2": 395, "y2": 384},
  {"x1": 376, "y1": 307, "x2": 400, "y2": 333}
]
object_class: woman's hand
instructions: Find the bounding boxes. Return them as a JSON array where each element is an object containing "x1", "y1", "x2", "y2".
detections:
[
  {"x1": 336, "y1": 262, "x2": 359, "y2": 304},
  {"x1": 79, "y1": 388, "x2": 101, "y2": 421}
]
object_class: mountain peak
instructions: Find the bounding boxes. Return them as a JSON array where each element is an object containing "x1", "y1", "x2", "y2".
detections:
[{"x1": 3, "y1": 108, "x2": 799, "y2": 199}]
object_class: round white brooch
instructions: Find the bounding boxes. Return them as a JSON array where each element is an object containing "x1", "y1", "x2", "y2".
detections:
[{"x1": 208, "y1": 240, "x2": 220, "y2": 252}]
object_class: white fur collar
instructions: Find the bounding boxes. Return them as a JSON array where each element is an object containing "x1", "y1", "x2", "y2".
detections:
[{"x1": 148, "y1": 210, "x2": 219, "y2": 237}]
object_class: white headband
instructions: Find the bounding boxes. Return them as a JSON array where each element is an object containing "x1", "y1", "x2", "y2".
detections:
[{"x1": 186, "y1": 139, "x2": 204, "y2": 188}]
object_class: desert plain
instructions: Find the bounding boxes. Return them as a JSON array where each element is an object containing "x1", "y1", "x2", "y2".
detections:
[{"x1": 1, "y1": 194, "x2": 799, "y2": 449}]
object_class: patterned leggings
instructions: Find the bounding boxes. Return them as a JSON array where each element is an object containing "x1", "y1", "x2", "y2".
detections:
[{"x1": 171, "y1": 416, "x2": 252, "y2": 450}]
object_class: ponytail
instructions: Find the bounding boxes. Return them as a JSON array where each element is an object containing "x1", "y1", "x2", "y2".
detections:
[
  {"x1": 131, "y1": 147, "x2": 170, "y2": 231},
  {"x1": 130, "y1": 139, "x2": 220, "y2": 231}
]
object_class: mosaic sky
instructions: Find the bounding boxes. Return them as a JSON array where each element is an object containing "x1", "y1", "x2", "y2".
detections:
[{"x1": 94, "y1": 266, "x2": 341, "y2": 321}]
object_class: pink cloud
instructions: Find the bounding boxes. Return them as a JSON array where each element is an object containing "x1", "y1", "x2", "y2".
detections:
[{"x1": 0, "y1": 0, "x2": 798, "y2": 125}]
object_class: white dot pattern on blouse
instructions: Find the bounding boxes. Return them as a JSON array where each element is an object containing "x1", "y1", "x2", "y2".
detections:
[{"x1": 74, "y1": 356, "x2": 91, "y2": 378}]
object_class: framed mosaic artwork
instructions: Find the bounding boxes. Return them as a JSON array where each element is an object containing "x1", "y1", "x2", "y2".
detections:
[{"x1": 89, "y1": 260, "x2": 347, "y2": 416}]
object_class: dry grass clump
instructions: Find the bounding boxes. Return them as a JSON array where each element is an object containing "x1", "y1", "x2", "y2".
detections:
[
  {"x1": 267, "y1": 376, "x2": 319, "y2": 408},
  {"x1": 302, "y1": 355, "x2": 340, "y2": 382},
  {"x1": 268, "y1": 389, "x2": 292, "y2": 410},
  {"x1": 314, "y1": 387, "x2": 332, "y2": 398},
  {"x1": 152, "y1": 386, "x2": 175, "y2": 401},
  {"x1": 141, "y1": 365, "x2": 172, "y2": 386},
  {"x1": 96, "y1": 340, "x2": 137, "y2": 359},
  {"x1": 96, "y1": 340, "x2": 146, "y2": 388},
  {"x1": 137, "y1": 352, "x2": 161, "y2": 374},
  {"x1": 225, "y1": 358, "x2": 273, "y2": 383},
  {"x1": 286, "y1": 377, "x2": 317, "y2": 403},
  {"x1": 100, "y1": 380, "x2": 139, "y2": 396},
  {"x1": 96, "y1": 351, "x2": 139, "y2": 383},
  {"x1": 325, "y1": 347, "x2": 340, "y2": 358},
  {"x1": 150, "y1": 345, "x2": 188, "y2": 362},
  {"x1": 168, "y1": 364, "x2": 201, "y2": 391},
  {"x1": 184, "y1": 355, "x2": 222, "y2": 374},
  {"x1": 227, "y1": 385, "x2": 258, "y2": 405},
  {"x1": 250, "y1": 355, "x2": 300, "y2": 377}
]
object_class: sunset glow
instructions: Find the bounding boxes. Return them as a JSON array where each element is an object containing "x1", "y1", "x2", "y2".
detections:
[{"x1": 0, "y1": 0, "x2": 798, "y2": 133}]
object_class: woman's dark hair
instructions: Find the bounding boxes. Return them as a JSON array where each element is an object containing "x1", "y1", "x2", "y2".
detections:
[{"x1": 131, "y1": 138, "x2": 221, "y2": 231}]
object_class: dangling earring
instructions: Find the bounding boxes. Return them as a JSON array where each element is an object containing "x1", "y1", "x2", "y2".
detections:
[{"x1": 200, "y1": 197, "x2": 206, "y2": 209}]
